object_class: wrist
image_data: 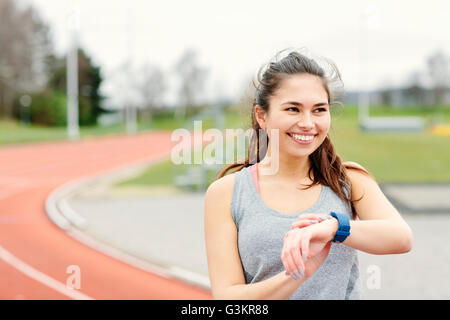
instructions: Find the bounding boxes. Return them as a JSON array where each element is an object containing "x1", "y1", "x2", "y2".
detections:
[
  {"x1": 329, "y1": 212, "x2": 352, "y2": 243},
  {"x1": 324, "y1": 218, "x2": 339, "y2": 242}
]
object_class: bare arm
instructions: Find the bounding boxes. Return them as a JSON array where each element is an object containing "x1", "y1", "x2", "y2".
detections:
[
  {"x1": 217, "y1": 272, "x2": 306, "y2": 300},
  {"x1": 284, "y1": 163, "x2": 414, "y2": 276},
  {"x1": 338, "y1": 163, "x2": 413, "y2": 254},
  {"x1": 204, "y1": 174, "x2": 307, "y2": 300},
  {"x1": 291, "y1": 162, "x2": 413, "y2": 255}
]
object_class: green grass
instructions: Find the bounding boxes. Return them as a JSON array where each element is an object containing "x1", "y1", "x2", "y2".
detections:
[
  {"x1": 331, "y1": 118, "x2": 450, "y2": 183},
  {"x1": 0, "y1": 108, "x2": 236, "y2": 147},
  {"x1": 0, "y1": 118, "x2": 181, "y2": 147},
  {"x1": 116, "y1": 159, "x2": 176, "y2": 187},
  {"x1": 328, "y1": 105, "x2": 450, "y2": 182},
  {"x1": 116, "y1": 160, "x2": 219, "y2": 193}
]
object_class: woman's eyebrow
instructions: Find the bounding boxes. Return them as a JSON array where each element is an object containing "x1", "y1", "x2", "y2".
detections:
[{"x1": 281, "y1": 101, "x2": 328, "y2": 107}]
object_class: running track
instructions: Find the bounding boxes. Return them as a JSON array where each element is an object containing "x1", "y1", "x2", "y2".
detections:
[{"x1": 0, "y1": 131, "x2": 212, "y2": 299}]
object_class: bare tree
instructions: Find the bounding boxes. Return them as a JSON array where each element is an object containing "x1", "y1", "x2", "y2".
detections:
[
  {"x1": 235, "y1": 75, "x2": 255, "y2": 111},
  {"x1": 173, "y1": 49, "x2": 208, "y2": 119},
  {"x1": 0, "y1": 0, "x2": 53, "y2": 119},
  {"x1": 404, "y1": 71, "x2": 426, "y2": 106},
  {"x1": 135, "y1": 64, "x2": 166, "y2": 124},
  {"x1": 377, "y1": 78, "x2": 395, "y2": 106},
  {"x1": 427, "y1": 50, "x2": 450, "y2": 106}
]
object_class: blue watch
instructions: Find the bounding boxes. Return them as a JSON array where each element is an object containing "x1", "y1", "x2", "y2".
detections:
[{"x1": 330, "y1": 211, "x2": 351, "y2": 243}]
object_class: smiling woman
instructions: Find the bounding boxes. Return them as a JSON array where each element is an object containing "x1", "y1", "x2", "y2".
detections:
[
  {"x1": 204, "y1": 48, "x2": 413, "y2": 300},
  {"x1": 217, "y1": 48, "x2": 363, "y2": 218}
]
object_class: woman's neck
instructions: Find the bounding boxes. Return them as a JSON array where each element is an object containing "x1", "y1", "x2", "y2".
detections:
[{"x1": 258, "y1": 146, "x2": 312, "y2": 183}]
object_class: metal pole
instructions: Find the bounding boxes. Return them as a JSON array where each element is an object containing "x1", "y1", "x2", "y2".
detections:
[
  {"x1": 358, "y1": 21, "x2": 369, "y2": 124},
  {"x1": 67, "y1": 2, "x2": 80, "y2": 140},
  {"x1": 358, "y1": 2, "x2": 381, "y2": 125},
  {"x1": 125, "y1": 5, "x2": 137, "y2": 135}
]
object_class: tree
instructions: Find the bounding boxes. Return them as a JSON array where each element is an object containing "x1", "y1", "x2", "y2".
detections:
[
  {"x1": 234, "y1": 75, "x2": 256, "y2": 117},
  {"x1": 426, "y1": 50, "x2": 450, "y2": 106},
  {"x1": 404, "y1": 71, "x2": 426, "y2": 106},
  {"x1": 47, "y1": 48, "x2": 105, "y2": 126},
  {"x1": 135, "y1": 64, "x2": 166, "y2": 124},
  {"x1": 377, "y1": 78, "x2": 395, "y2": 106},
  {"x1": 0, "y1": 0, "x2": 53, "y2": 119},
  {"x1": 173, "y1": 49, "x2": 208, "y2": 119}
]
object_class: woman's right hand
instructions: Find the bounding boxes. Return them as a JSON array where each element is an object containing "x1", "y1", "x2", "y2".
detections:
[
  {"x1": 302, "y1": 240, "x2": 332, "y2": 279},
  {"x1": 281, "y1": 222, "x2": 334, "y2": 280}
]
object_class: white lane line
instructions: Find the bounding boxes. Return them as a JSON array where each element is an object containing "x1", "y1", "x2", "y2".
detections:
[
  {"x1": 0, "y1": 187, "x2": 27, "y2": 201},
  {"x1": 0, "y1": 245, "x2": 94, "y2": 300}
]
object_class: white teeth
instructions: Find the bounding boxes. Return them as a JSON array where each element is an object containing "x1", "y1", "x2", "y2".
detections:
[{"x1": 291, "y1": 134, "x2": 314, "y2": 141}]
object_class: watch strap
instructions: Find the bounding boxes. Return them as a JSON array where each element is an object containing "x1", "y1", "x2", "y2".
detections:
[{"x1": 330, "y1": 211, "x2": 351, "y2": 243}]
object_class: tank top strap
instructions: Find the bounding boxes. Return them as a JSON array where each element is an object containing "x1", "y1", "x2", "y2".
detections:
[{"x1": 249, "y1": 163, "x2": 260, "y2": 194}]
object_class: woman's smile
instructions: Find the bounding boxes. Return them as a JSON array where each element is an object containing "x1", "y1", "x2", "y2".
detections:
[{"x1": 286, "y1": 132, "x2": 318, "y2": 145}]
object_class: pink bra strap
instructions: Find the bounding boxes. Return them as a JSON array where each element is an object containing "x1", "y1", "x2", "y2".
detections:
[{"x1": 250, "y1": 163, "x2": 260, "y2": 194}]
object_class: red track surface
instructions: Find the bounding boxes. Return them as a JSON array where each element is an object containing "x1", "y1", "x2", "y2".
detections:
[{"x1": 0, "y1": 131, "x2": 212, "y2": 300}]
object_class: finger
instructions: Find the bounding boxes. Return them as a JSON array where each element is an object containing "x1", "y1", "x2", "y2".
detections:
[
  {"x1": 281, "y1": 231, "x2": 295, "y2": 274},
  {"x1": 296, "y1": 214, "x2": 323, "y2": 221},
  {"x1": 281, "y1": 249, "x2": 290, "y2": 275},
  {"x1": 284, "y1": 231, "x2": 302, "y2": 275},
  {"x1": 298, "y1": 213, "x2": 333, "y2": 222},
  {"x1": 291, "y1": 220, "x2": 319, "y2": 229},
  {"x1": 318, "y1": 214, "x2": 333, "y2": 221},
  {"x1": 287, "y1": 244, "x2": 302, "y2": 277},
  {"x1": 290, "y1": 232, "x2": 305, "y2": 275},
  {"x1": 300, "y1": 231, "x2": 312, "y2": 263}
]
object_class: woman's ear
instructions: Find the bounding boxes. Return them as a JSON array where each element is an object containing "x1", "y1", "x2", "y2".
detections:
[{"x1": 254, "y1": 105, "x2": 267, "y2": 130}]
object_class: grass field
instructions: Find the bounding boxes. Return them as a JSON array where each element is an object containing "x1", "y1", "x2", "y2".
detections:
[
  {"x1": 0, "y1": 109, "x2": 239, "y2": 147},
  {"x1": 1, "y1": 104, "x2": 449, "y2": 184},
  {"x1": 0, "y1": 115, "x2": 185, "y2": 147}
]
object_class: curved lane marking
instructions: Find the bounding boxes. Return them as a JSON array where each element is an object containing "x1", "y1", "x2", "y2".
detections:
[{"x1": 0, "y1": 245, "x2": 94, "y2": 300}]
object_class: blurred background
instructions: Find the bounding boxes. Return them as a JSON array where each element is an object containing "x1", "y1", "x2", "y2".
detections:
[{"x1": 0, "y1": 0, "x2": 449, "y2": 300}]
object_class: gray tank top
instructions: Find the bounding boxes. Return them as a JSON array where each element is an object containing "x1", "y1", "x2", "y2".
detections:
[{"x1": 230, "y1": 165, "x2": 363, "y2": 300}]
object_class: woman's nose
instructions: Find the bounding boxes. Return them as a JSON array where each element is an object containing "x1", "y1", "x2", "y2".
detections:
[{"x1": 297, "y1": 112, "x2": 314, "y2": 129}]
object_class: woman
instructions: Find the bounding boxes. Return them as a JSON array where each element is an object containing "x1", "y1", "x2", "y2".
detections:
[{"x1": 204, "y1": 48, "x2": 413, "y2": 300}]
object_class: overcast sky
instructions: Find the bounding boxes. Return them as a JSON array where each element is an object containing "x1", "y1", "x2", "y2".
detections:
[{"x1": 28, "y1": 0, "x2": 450, "y2": 107}]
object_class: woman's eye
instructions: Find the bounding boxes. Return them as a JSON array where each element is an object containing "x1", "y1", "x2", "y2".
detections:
[{"x1": 285, "y1": 107, "x2": 327, "y2": 112}]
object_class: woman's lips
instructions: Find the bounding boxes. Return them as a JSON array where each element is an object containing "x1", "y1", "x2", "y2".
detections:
[{"x1": 287, "y1": 133, "x2": 317, "y2": 145}]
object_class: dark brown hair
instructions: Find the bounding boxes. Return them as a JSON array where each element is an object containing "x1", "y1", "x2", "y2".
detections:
[{"x1": 216, "y1": 48, "x2": 374, "y2": 219}]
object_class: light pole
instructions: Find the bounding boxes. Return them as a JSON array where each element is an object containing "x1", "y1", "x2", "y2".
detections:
[
  {"x1": 125, "y1": 5, "x2": 137, "y2": 135},
  {"x1": 358, "y1": 2, "x2": 380, "y2": 125},
  {"x1": 19, "y1": 94, "x2": 31, "y2": 125},
  {"x1": 67, "y1": 1, "x2": 80, "y2": 140}
]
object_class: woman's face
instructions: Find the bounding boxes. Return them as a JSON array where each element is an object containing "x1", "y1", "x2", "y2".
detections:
[{"x1": 255, "y1": 73, "x2": 331, "y2": 159}]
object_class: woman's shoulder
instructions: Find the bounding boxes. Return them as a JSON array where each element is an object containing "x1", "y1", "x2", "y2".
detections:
[
  {"x1": 205, "y1": 171, "x2": 237, "y2": 201},
  {"x1": 343, "y1": 161, "x2": 368, "y2": 172},
  {"x1": 204, "y1": 172, "x2": 239, "y2": 223},
  {"x1": 206, "y1": 165, "x2": 251, "y2": 194},
  {"x1": 343, "y1": 161, "x2": 374, "y2": 180},
  {"x1": 342, "y1": 161, "x2": 378, "y2": 199}
]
